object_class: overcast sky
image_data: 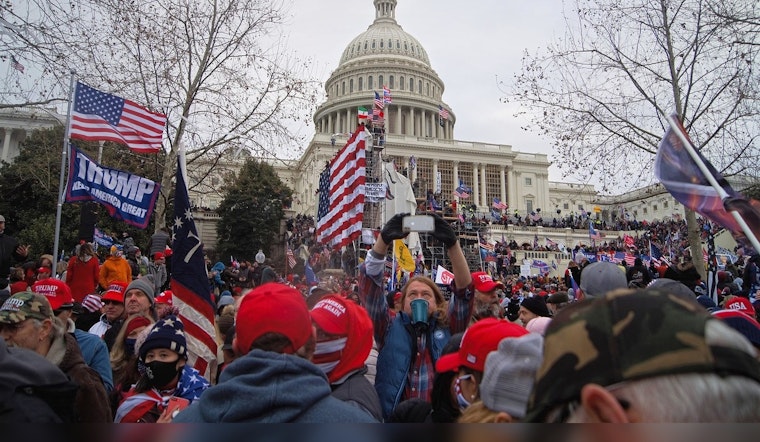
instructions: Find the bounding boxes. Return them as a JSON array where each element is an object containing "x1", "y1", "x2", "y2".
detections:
[{"x1": 280, "y1": 0, "x2": 574, "y2": 182}]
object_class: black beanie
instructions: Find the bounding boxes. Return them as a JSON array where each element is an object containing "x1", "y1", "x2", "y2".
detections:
[{"x1": 521, "y1": 296, "x2": 551, "y2": 317}]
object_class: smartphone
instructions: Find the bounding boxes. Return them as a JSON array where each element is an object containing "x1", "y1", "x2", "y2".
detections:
[
  {"x1": 167, "y1": 396, "x2": 190, "y2": 418},
  {"x1": 402, "y1": 215, "x2": 435, "y2": 232}
]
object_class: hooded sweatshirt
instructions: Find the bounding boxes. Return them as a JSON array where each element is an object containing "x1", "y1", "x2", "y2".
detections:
[{"x1": 173, "y1": 349, "x2": 377, "y2": 423}]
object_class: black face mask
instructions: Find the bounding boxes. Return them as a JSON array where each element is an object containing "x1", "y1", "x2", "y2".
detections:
[{"x1": 145, "y1": 360, "x2": 180, "y2": 389}]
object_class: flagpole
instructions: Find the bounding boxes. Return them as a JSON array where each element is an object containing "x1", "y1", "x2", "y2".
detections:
[
  {"x1": 666, "y1": 114, "x2": 760, "y2": 253},
  {"x1": 52, "y1": 71, "x2": 77, "y2": 275},
  {"x1": 476, "y1": 230, "x2": 484, "y2": 272}
]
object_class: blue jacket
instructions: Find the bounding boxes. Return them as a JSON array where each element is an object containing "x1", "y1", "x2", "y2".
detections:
[
  {"x1": 374, "y1": 312, "x2": 449, "y2": 419},
  {"x1": 173, "y1": 349, "x2": 377, "y2": 423},
  {"x1": 73, "y1": 328, "x2": 113, "y2": 393}
]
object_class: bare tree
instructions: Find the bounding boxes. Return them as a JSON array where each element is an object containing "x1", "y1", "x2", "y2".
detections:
[
  {"x1": 507, "y1": 0, "x2": 760, "y2": 276},
  {"x1": 1, "y1": 0, "x2": 320, "y2": 228}
]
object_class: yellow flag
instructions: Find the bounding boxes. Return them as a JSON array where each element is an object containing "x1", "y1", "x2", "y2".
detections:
[{"x1": 394, "y1": 240, "x2": 416, "y2": 273}]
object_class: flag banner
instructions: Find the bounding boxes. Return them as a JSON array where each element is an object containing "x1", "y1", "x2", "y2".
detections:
[
  {"x1": 374, "y1": 91, "x2": 384, "y2": 109},
  {"x1": 434, "y1": 265, "x2": 455, "y2": 285},
  {"x1": 492, "y1": 197, "x2": 508, "y2": 210},
  {"x1": 427, "y1": 192, "x2": 442, "y2": 211},
  {"x1": 545, "y1": 237, "x2": 557, "y2": 248},
  {"x1": 93, "y1": 226, "x2": 114, "y2": 248},
  {"x1": 453, "y1": 180, "x2": 471, "y2": 199},
  {"x1": 394, "y1": 240, "x2": 416, "y2": 273},
  {"x1": 623, "y1": 235, "x2": 635, "y2": 248},
  {"x1": 372, "y1": 108, "x2": 385, "y2": 125},
  {"x1": 358, "y1": 106, "x2": 369, "y2": 119},
  {"x1": 383, "y1": 85, "x2": 392, "y2": 104},
  {"x1": 364, "y1": 183, "x2": 387, "y2": 203},
  {"x1": 531, "y1": 260, "x2": 550, "y2": 275},
  {"x1": 171, "y1": 153, "x2": 217, "y2": 381},
  {"x1": 705, "y1": 224, "x2": 719, "y2": 304},
  {"x1": 316, "y1": 125, "x2": 367, "y2": 249},
  {"x1": 286, "y1": 246, "x2": 297, "y2": 269},
  {"x1": 409, "y1": 156, "x2": 417, "y2": 170},
  {"x1": 529, "y1": 212, "x2": 541, "y2": 222},
  {"x1": 650, "y1": 242, "x2": 663, "y2": 267},
  {"x1": 589, "y1": 223, "x2": 601, "y2": 240},
  {"x1": 654, "y1": 117, "x2": 760, "y2": 244},
  {"x1": 438, "y1": 105, "x2": 449, "y2": 120},
  {"x1": 65, "y1": 145, "x2": 160, "y2": 229},
  {"x1": 69, "y1": 82, "x2": 166, "y2": 154}
]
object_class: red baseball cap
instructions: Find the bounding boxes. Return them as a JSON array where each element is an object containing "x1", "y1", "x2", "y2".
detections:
[
  {"x1": 235, "y1": 283, "x2": 313, "y2": 355},
  {"x1": 153, "y1": 252, "x2": 165, "y2": 261},
  {"x1": 725, "y1": 296, "x2": 755, "y2": 316},
  {"x1": 32, "y1": 278, "x2": 74, "y2": 311},
  {"x1": 101, "y1": 281, "x2": 128, "y2": 303},
  {"x1": 155, "y1": 290, "x2": 173, "y2": 306},
  {"x1": 471, "y1": 272, "x2": 504, "y2": 293},
  {"x1": 310, "y1": 296, "x2": 350, "y2": 336},
  {"x1": 435, "y1": 318, "x2": 528, "y2": 373},
  {"x1": 37, "y1": 267, "x2": 51, "y2": 275}
]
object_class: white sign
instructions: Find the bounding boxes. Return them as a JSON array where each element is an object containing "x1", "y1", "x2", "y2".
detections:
[
  {"x1": 434, "y1": 265, "x2": 454, "y2": 285},
  {"x1": 364, "y1": 183, "x2": 387, "y2": 203},
  {"x1": 520, "y1": 264, "x2": 532, "y2": 277}
]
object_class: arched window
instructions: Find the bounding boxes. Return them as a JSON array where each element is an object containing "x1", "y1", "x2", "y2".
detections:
[
  {"x1": 388, "y1": 39, "x2": 392, "y2": 49},
  {"x1": 342, "y1": 81, "x2": 346, "y2": 95},
  {"x1": 380, "y1": 40, "x2": 384, "y2": 48},
  {"x1": 426, "y1": 82, "x2": 430, "y2": 96},
  {"x1": 350, "y1": 79, "x2": 354, "y2": 93},
  {"x1": 369, "y1": 76, "x2": 374, "y2": 90},
  {"x1": 396, "y1": 40, "x2": 400, "y2": 49},
  {"x1": 400, "y1": 76, "x2": 405, "y2": 90},
  {"x1": 364, "y1": 41, "x2": 368, "y2": 50},
  {"x1": 359, "y1": 77, "x2": 364, "y2": 91},
  {"x1": 404, "y1": 42, "x2": 408, "y2": 51},
  {"x1": 372, "y1": 40, "x2": 376, "y2": 49},
  {"x1": 418, "y1": 80, "x2": 422, "y2": 94},
  {"x1": 409, "y1": 77, "x2": 414, "y2": 91},
  {"x1": 389, "y1": 75, "x2": 394, "y2": 89},
  {"x1": 379, "y1": 75, "x2": 384, "y2": 88}
]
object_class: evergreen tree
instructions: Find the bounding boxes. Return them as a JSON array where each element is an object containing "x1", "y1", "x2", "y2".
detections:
[{"x1": 216, "y1": 159, "x2": 292, "y2": 262}]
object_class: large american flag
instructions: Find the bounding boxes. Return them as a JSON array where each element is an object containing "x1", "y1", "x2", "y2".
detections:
[
  {"x1": 316, "y1": 126, "x2": 367, "y2": 249},
  {"x1": 170, "y1": 152, "x2": 217, "y2": 381},
  {"x1": 383, "y1": 86, "x2": 392, "y2": 104},
  {"x1": 374, "y1": 91, "x2": 384, "y2": 110},
  {"x1": 438, "y1": 104, "x2": 449, "y2": 120},
  {"x1": 286, "y1": 246, "x2": 297, "y2": 269},
  {"x1": 69, "y1": 81, "x2": 166, "y2": 154}
]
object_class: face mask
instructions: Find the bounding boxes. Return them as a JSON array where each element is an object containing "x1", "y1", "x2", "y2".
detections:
[
  {"x1": 455, "y1": 375, "x2": 473, "y2": 411},
  {"x1": 145, "y1": 360, "x2": 180, "y2": 389},
  {"x1": 312, "y1": 337, "x2": 347, "y2": 376},
  {"x1": 124, "y1": 338, "x2": 136, "y2": 356}
]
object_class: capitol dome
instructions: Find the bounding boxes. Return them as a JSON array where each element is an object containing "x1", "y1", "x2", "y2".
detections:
[{"x1": 314, "y1": 0, "x2": 455, "y2": 140}]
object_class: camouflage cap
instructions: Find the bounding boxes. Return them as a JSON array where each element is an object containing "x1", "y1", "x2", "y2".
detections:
[
  {"x1": 525, "y1": 288, "x2": 760, "y2": 422},
  {"x1": 0, "y1": 291, "x2": 55, "y2": 324}
]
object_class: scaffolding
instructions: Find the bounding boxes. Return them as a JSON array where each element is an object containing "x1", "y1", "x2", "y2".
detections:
[{"x1": 360, "y1": 119, "x2": 386, "y2": 248}]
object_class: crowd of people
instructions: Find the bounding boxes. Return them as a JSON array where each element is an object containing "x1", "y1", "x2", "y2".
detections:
[{"x1": 0, "y1": 210, "x2": 759, "y2": 423}]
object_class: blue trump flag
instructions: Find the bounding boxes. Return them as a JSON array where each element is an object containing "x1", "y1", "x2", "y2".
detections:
[{"x1": 65, "y1": 144, "x2": 160, "y2": 229}]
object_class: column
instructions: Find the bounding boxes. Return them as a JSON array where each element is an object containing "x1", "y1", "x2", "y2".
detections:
[
  {"x1": 473, "y1": 163, "x2": 480, "y2": 210},
  {"x1": 1, "y1": 129, "x2": 11, "y2": 163},
  {"x1": 432, "y1": 159, "x2": 439, "y2": 194},
  {"x1": 500, "y1": 165, "x2": 507, "y2": 207},
  {"x1": 410, "y1": 108, "x2": 416, "y2": 136},
  {"x1": 508, "y1": 166, "x2": 517, "y2": 211},
  {"x1": 346, "y1": 108, "x2": 351, "y2": 131},
  {"x1": 396, "y1": 104, "x2": 402, "y2": 135},
  {"x1": 422, "y1": 110, "x2": 427, "y2": 137},
  {"x1": 327, "y1": 114, "x2": 333, "y2": 135},
  {"x1": 452, "y1": 161, "x2": 460, "y2": 205},
  {"x1": 480, "y1": 163, "x2": 487, "y2": 207}
]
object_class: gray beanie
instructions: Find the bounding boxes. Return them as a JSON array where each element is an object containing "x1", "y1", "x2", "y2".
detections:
[{"x1": 124, "y1": 278, "x2": 155, "y2": 305}]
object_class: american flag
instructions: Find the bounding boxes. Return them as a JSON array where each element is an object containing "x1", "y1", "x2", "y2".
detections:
[
  {"x1": 545, "y1": 237, "x2": 557, "y2": 248},
  {"x1": 316, "y1": 126, "x2": 367, "y2": 249},
  {"x1": 286, "y1": 246, "x2": 297, "y2": 269},
  {"x1": 374, "y1": 91, "x2": 384, "y2": 110},
  {"x1": 170, "y1": 152, "x2": 217, "y2": 381},
  {"x1": 439, "y1": 105, "x2": 449, "y2": 120},
  {"x1": 372, "y1": 107, "x2": 385, "y2": 125},
  {"x1": 10, "y1": 55, "x2": 24, "y2": 73},
  {"x1": 453, "y1": 180, "x2": 471, "y2": 199},
  {"x1": 649, "y1": 242, "x2": 663, "y2": 266},
  {"x1": 383, "y1": 86, "x2": 392, "y2": 104},
  {"x1": 589, "y1": 223, "x2": 601, "y2": 240},
  {"x1": 492, "y1": 197, "x2": 508, "y2": 210},
  {"x1": 69, "y1": 81, "x2": 166, "y2": 154}
]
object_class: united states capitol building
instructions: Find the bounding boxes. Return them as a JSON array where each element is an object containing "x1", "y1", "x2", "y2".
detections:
[{"x1": 0, "y1": 0, "x2": 693, "y2": 253}]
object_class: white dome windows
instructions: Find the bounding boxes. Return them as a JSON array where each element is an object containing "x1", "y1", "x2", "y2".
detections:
[
  {"x1": 359, "y1": 77, "x2": 364, "y2": 92},
  {"x1": 369, "y1": 76, "x2": 374, "y2": 89},
  {"x1": 400, "y1": 76, "x2": 405, "y2": 90}
]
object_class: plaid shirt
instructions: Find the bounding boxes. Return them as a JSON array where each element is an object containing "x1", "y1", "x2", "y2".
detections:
[{"x1": 359, "y1": 250, "x2": 473, "y2": 403}]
